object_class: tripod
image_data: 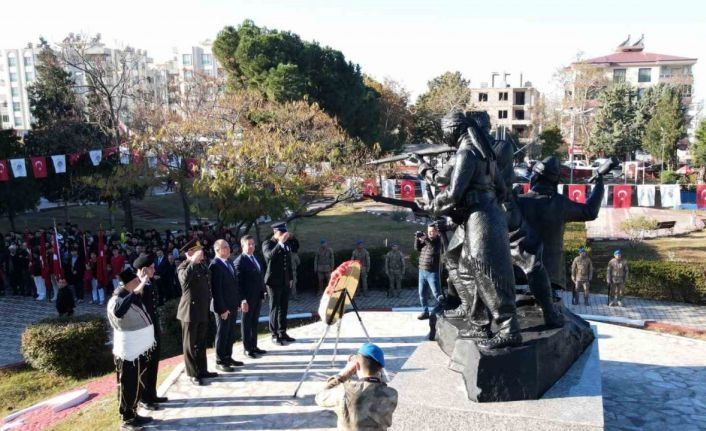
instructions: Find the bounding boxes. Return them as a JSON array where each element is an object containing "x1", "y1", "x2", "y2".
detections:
[{"x1": 292, "y1": 288, "x2": 372, "y2": 398}]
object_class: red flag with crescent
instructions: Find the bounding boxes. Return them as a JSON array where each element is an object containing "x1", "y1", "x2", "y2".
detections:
[
  {"x1": 68, "y1": 152, "x2": 82, "y2": 166},
  {"x1": 612, "y1": 185, "x2": 632, "y2": 208},
  {"x1": 568, "y1": 184, "x2": 586, "y2": 203},
  {"x1": 0, "y1": 160, "x2": 8, "y2": 181},
  {"x1": 31, "y1": 157, "x2": 48, "y2": 179},
  {"x1": 400, "y1": 179, "x2": 416, "y2": 201},
  {"x1": 697, "y1": 184, "x2": 706, "y2": 209},
  {"x1": 363, "y1": 178, "x2": 379, "y2": 196}
]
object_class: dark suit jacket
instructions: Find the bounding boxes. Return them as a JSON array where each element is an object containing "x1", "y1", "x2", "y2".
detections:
[
  {"x1": 154, "y1": 255, "x2": 170, "y2": 280},
  {"x1": 65, "y1": 255, "x2": 84, "y2": 286},
  {"x1": 176, "y1": 260, "x2": 211, "y2": 322},
  {"x1": 234, "y1": 254, "x2": 265, "y2": 302},
  {"x1": 209, "y1": 257, "x2": 241, "y2": 315},
  {"x1": 262, "y1": 238, "x2": 294, "y2": 289}
]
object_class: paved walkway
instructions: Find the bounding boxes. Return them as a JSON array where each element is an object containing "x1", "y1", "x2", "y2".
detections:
[
  {"x1": 586, "y1": 207, "x2": 705, "y2": 240},
  {"x1": 144, "y1": 312, "x2": 706, "y2": 431},
  {"x1": 2, "y1": 287, "x2": 705, "y2": 366}
]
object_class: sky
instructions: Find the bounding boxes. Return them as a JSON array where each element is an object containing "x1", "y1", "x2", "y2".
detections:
[{"x1": 3, "y1": 0, "x2": 706, "y2": 106}]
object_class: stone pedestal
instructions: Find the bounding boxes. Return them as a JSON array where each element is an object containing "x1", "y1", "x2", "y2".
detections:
[{"x1": 436, "y1": 300, "x2": 595, "y2": 402}]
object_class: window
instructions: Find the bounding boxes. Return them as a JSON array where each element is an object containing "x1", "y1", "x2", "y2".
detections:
[
  {"x1": 9, "y1": 72, "x2": 17, "y2": 82},
  {"x1": 478, "y1": 92, "x2": 488, "y2": 102},
  {"x1": 613, "y1": 68, "x2": 626, "y2": 83},
  {"x1": 8, "y1": 56, "x2": 17, "y2": 67},
  {"x1": 184, "y1": 70, "x2": 193, "y2": 79},
  {"x1": 13, "y1": 102, "x2": 21, "y2": 112},
  {"x1": 25, "y1": 71, "x2": 34, "y2": 81},
  {"x1": 498, "y1": 92, "x2": 508, "y2": 101},
  {"x1": 182, "y1": 54, "x2": 192, "y2": 66},
  {"x1": 682, "y1": 85, "x2": 692, "y2": 97},
  {"x1": 202, "y1": 54, "x2": 212, "y2": 65},
  {"x1": 514, "y1": 109, "x2": 525, "y2": 120},
  {"x1": 23, "y1": 56, "x2": 33, "y2": 66},
  {"x1": 498, "y1": 110, "x2": 508, "y2": 119},
  {"x1": 14, "y1": 116, "x2": 22, "y2": 127},
  {"x1": 1, "y1": 115, "x2": 9, "y2": 123},
  {"x1": 638, "y1": 68, "x2": 651, "y2": 83},
  {"x1": 514, "y1": 91, "x2": 525, "y2": 105},
  {"x1": 11, "y1": 87, "x2": 19, "y2": 97}
]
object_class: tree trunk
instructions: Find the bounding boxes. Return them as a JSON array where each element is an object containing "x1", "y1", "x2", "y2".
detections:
[
  {"x1": 121, "y1": 194, "x2": 134, "y2": 232},
  {"x1": 179, "y1": 185, "x2": 191, "y2": 233},
  {"x1": 254, "y1": 219, "x2": 262, "y2": 251}
]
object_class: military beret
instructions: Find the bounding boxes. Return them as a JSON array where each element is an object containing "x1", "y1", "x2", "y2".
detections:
[
  {"x1": 133, "y1": 254, "x2": 154, "y2": 270},
  {"x1": 118, "y1": 269, "x2": 137, "y2": 285},
  {"x1": 358, "y1": 343, "x2": 385, "y2": 367}
]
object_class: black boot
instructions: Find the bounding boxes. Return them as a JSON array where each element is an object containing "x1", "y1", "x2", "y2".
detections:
[
  {"x1": 584, "y1": 295, "x2": 590, "y2": 306},
  {"x1": 427, "y1": 314, "x2": 437, "y2": 341},
  {"x1": 571, "y1": 291, "x2": 579, "y2": 305}
]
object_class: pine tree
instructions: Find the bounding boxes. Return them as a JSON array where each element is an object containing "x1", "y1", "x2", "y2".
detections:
[
  {"x1": 588, "y1": 83, "x2": 638, "y2": 158},
  {"x1": 642, "y1": 90, "x2": 686, "y2": 171},
  {"x1": 693, "y1": 120, "x2": 706, "y2": 168}
]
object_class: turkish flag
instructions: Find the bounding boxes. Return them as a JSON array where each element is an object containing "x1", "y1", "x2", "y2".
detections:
[
  {"x1": 31, "y1": 157, "x2": 48, "y2": 179},
  {"x1": 400, "y1": 179, "x2": 416, "y2": 201},
  {"x1": 363, "y1": 178, "x2": 379, "y2": 196},
  {"x1": 68, "y1": 152, "x2": 82, "y2": 166},
  {"x1": 0, "y1": 160, "x2": 9, "y2": 181},
  {"x1": 102, "y1": 146, "x2": 119, "y2": 159},
  {"x1": 568, "y1": 184, "x2": 586, "y2": 203},
  {"x1": 697, "y1": 184, "x2": 706, "y2": 209},
  {"x1": 186, "y1": 158, "x2": 199, "y2": 178},
  {"x1": 521, "y1": 183, "x2": 530, "y2": 194},
  {"x1": 612, "y1": 185, "x2": 632, "y2": 208}
]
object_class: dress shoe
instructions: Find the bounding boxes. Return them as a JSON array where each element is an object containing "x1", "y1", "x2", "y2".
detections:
[
  {"x1": 133, "y1": 415, "x2": 153, "y2": 425},
  {"x1": 282, "y1": 333, "x2": 296, "y2": 342},
  {"x1": 417, "y1": 311, "x2": 430, "y2": 320},
  {"x1": 216, "y1": 364, "x2": 234, "y2": 372},
  {"x1": 138, "y1": 401, "x2": 159, "y2": 411},
  {"x1": 229, "y1": 359, "x2": 245, "y2": 367},
  {"x1": 275, "y1": 337, "x2": 288, "y2": 346},
  {"x1": 189, "y1": 377, "x2": 204, "y2": 386},
  {"x1": 254, "y1": 347, "x2": 267, "y2": 354},
  {"x1": 154, "y1": 396, "x2": 168, "y2": 403},
  {"x1": 120, "y1": 420, "x2": 142, "y2": 431},
  {"x1": 245, "y1": 351, "x2": 260, "y2": 359},
  {"x1": 201, "y1": 371, "x2": 219, "y2": 378}
]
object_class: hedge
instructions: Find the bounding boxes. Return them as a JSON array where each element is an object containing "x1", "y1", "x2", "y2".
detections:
[
  {"x1": 624, "y1": 260, "x2": 706, "y2": 304},
  {"x1": 21, "y1": 314, "x2": 112, "y2": 377}
]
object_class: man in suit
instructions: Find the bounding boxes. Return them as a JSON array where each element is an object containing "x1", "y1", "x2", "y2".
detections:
[
  {"x1": 153, "y1": 249, "x2": 170, "y2": 304},
  {"x1": 234, "y1": 235, "x2": 268, "y2": 358},
  {"x1": 176, "y1": 240, "x2": 217, "y2": 386},
  {"x1": 209, "y1": 239, "x2": 247, "y2": 372},
  {"x1": 66, "y1": 246, "x2": 84, "y2": 302},
  {"x1": 262, "y1": 222, "x2": 297, "y2": 346}
]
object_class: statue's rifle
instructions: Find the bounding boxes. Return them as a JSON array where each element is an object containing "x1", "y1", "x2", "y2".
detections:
[{"x1": 366, "y1": 145, "x2": 456, "y2": 166}]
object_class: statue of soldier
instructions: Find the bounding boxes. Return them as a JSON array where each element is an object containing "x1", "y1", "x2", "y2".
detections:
[
  {"x1": 384, "y1": 244, "x2": 405, "y2": 297},
  {"x1": 424, "y1": 111, "x2": 520, "y2": 349},
  {"x1": 314, "y1": 239, "x2": 335, "y2": 295},
  {"x1": 606, "y1": 249, "x2": 628, "y2": 307},
  {"x1": 515, "y1": 156, "x2": 605, "y2": 295}
]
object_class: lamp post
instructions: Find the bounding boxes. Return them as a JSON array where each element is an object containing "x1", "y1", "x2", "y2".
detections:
[{"x1": 566, "y1": 107, "x2": 594, "y2": 184}]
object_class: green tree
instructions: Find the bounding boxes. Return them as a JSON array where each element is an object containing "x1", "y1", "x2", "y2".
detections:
[
  {"x1": 412, "y1": 71, "x2": 472, "y2": 143},
  {"x1": 588, "y1": 83, "x2": 638, "y2": 158},
  {"x1": 643, "y1": 89, "x2": 686, "y2": 171},
  {"x1": 692, "y1": 119, "x2": 706, "y2": 168},
  {"x1": 213, "y1": 20, "x2": 381, "y2": 145},
  {"x1": 364, "y1": 76, "x2": 413, "y2": 153},
  {"x1": 0, "y1": 131, "x2": 41, "y2": 231},
  {"x1": 539, "y1": 124, "x2": 564, "y2": 158}
]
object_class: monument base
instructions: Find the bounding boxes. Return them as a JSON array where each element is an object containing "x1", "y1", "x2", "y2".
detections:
[
  {"x1": 390, "y1": 326, "x2": 603, "y2": 431},
  {"x1": 436, "y1": 300, "x2": 595, "y2": 402}
]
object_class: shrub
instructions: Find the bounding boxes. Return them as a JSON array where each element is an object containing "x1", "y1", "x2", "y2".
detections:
[
  {"x1": 625, "y1": 260, "x2": 706, "y2": 304},
  {"x1": 390, "y1": 210, "x2": 410, "y2": 222},
  {"x1": 620, "y1": 216, "x2": 659, "y2": 244},
  {"x1": 21, "y1": 314, "x2": 111, "y2": 377},
  {"x1": 660, "y1": 170, "x2": 679, "y2": 184}
]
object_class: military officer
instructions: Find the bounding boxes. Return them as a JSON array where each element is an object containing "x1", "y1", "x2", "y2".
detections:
[
  {"x1": 263, "y1": 222, "x2": 297, "y2": 345},
  {"x1": 314, "y1": 239, "x2": 335, "y2": 294},
  {"x1": 571, "y1": 247, "x2": 594, "y2": 306},
  {"x1": 176, "y1": 240, "x2": 216, "y2": 386},
  {"x1": 384, "y1": 244, "x2": 405, "y2": 298},
  {"x1": 351, "y1": 240, "x2": 370, "y2": 296},
  {"x1": 606, "y1": 249, "x2": 629, "y2": 307}
]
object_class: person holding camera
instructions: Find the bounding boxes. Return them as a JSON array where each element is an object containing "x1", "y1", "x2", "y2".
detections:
[{"x1": 415, "y1": 223, "x2": 442, "y2": 320}]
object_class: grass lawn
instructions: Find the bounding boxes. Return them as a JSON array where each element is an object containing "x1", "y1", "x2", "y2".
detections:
[
  {"x1": 0, "y1": 366, "x2": 104, "y2": 416},
  {"x1": 287, "y1": 201, "x2": 419, "y2": 254},
  {"x1": 589, "y1": 229, "x2": 706, "y2": 264},
  {"x1": 47, "y1": 363, "x2": 178, "y2": 431}
]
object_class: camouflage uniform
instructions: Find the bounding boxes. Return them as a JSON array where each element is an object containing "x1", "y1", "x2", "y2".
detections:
[
  {"x1": 571, "y1": 254, "x2": 593, "y2": 305},
  {"x1": 315, "y1": 375, "x2": 398, "y2": 431},
  {"x1": 384, "y1": 249, "x2": 405, "y2": 297},
  {"x1": 351, "y1": 248, "x2": 371, "y2": 295},
  {"x1": 314, "y1": 246, "x2": 335, "y2": 294},
  {"x1": 290, "y1": 252, "x2": 300, "y2": 299},
  {"x1": 606, "y1": 257, "x2": 629, "y2": 306}
]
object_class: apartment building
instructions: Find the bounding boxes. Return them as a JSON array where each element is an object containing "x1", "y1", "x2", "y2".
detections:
[
  {"x1": 0, "y1": 45, "x2": 41, "y2": 132},
  {"x1": 469, "y1": 73, "x2": 540, "y2": 143}
]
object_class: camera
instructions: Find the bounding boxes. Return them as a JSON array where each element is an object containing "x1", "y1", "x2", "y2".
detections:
[{"x1": 415, "y1": 231, "x2": 425, "y2": 238}]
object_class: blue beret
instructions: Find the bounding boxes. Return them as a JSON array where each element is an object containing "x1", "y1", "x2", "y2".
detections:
[
  {"x1": 356, "y1": 240, "x2": 364, "y2": 245},
  {"x1": 358, "y1": 342, "x2": 385, "y2": 367},
  {"x1": 614, "y1": 249, "x2": 621, "y2": 256}
]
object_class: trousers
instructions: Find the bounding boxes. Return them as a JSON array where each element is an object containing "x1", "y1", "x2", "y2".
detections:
[
  {"x1": 267, "y1": 284, "x2": 289, "y2": 337},
  {"x1": 214, "y1": 312, "x2": 238, "y2": 364},
  {"x1": 181, "y1": 321, "x2": 208, "y2": 377},
  {"x1": 116, "y1": 353, "x2": 147, "y2": 421}
]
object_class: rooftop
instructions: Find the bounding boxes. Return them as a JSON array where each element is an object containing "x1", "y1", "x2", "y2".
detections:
[{"x1": 582, "y1": 35, "x2": 697, "y2": 65}]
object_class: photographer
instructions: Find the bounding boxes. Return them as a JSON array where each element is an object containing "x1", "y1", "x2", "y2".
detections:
[{"x1": 415, "y1": 223, "x2": 442, "y2": 320}]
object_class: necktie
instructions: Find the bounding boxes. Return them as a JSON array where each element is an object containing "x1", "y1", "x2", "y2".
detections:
[
  {"x1": 226, "y1": 260, "x2": 234, "y2": 276},
  {"x1": 250, "y1": 255, "x2": 260, "y2": 272}
]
